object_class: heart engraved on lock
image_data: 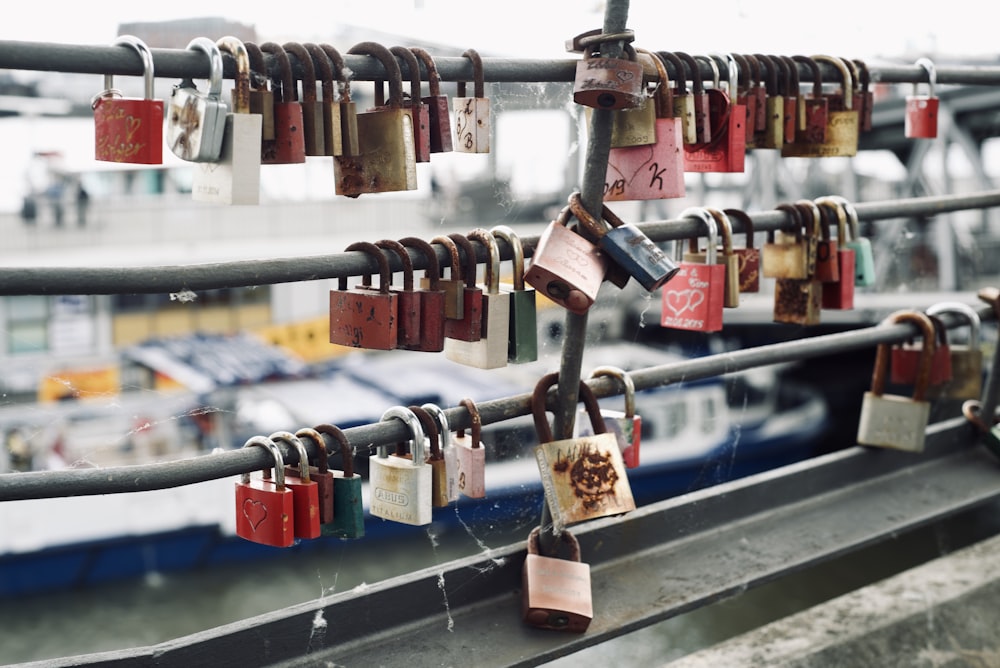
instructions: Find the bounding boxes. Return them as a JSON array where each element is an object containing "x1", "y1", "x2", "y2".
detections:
[
  {"x1": 665, "y1": 289, "x2": 705, "y2": 316},
  {"x1": 242, "y1": 499, "x2": 268, "y2": 530}
]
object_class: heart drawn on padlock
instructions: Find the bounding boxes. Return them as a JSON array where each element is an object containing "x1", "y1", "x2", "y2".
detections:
[
  {"x1": 125, "y1": 115, "x2": 142, "y2": 141},
  {"x1": 664, "y1": 289, "x2": 704, "y2": 316},
  {"x1": 243, "y1": 498, "x2": 268, "y2": 531},
  {"x1": 608, "y1": 145, "x2": 655, "y2": 186},
  {"x1": 615, "y1": 70, "x2": 635, "y2": 82}
]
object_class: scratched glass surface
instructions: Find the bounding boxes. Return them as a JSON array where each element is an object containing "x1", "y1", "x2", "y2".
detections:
[{"x1": 2, "y1": 0, "x2": 1000, "y2": 664}]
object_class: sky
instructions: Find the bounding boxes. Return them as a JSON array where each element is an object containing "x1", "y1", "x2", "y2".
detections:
[{"x1": 3, "y1": 0, "x2": 997, "y2": 62}]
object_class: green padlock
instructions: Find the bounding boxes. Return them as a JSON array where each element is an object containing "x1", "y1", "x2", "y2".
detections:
[
  {"x1": 314, "y1": 423, "x2": 364, "y2": 540},
  {"x1": 491, "y1": 225, "x2": 538, "y2": 364},
  {"x1": 828, "y1": 195, "x2": 876, "y2": 287}
]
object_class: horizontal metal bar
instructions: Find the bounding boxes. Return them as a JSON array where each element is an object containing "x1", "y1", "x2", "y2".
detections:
[
  {"x1": 3, "y1": 189, "x2": 1000, "y2": 296},
  {"x1": 38, "y1": 417, "x2": 1000, "y2": 667},
  {"x1": 0, "y1": 307, "x2": 991, "y2": 502},
  {"x1": 1, "y1": 40, "x2": 998, "y2": 87}
]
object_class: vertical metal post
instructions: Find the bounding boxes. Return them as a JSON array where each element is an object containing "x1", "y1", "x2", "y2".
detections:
[{"x1": 539, "y1": 0, "x2": 630, "y2": 552}]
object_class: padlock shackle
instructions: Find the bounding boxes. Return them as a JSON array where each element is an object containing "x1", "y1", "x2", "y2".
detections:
[
  {"x1": 294, "y1": 427, "x2": 330, "y2": 475},
  {"x1": 842, "y1": 58, "x2": 862, "y2": 99},
  {"x1": 710, "y1": 53, "x2": 739, "y2": 104},
  {"x1": 812, "y1": 55, "x2": 854, "y2": 110},
  {"x1": 448, "y1": 233, "x2": 479, "y2": 289},
  {"x1": 680, "y1": 207, "x2": 718, "y2": 265},
  {"x1": 707, "y1": 208, "x2": 735, "y2": 259},
  {"x1": 409, "y1": 47, "x2": 442, "y2": 98},
  {"x1": 796, "y1": 199, "x2": 825, "y2": 242},
  {"x1": 871, "y1": 310, "x2": 936, "y2": 400},
  {"x1": 723, "y1": 208, "x2": 755, "y2": 249},
  {"x1": 244, "y1": 42, "x2": 270, "y2": 94},
  {"x1": 853, "y1": 59, "x2": 872, "y2": 97},
  {"x1": 744, "y1": 54, "x2": 763, "y2": 92},
  {"x1": 431, "y1": 235, "x2": 462, "y2": 283},
  {"x1": 457, "y1": 398, "x2": 482, "y2": 447},
  {"x1": 389, "y1": 46, "x2": 422, "y2": 110},
  {"x1": 589, "y1": 365, "x2": 636, "y2": 418},
  {"x1": 305, "y1": 43, "x2": 335, "y2": 105},
  {"x1": 217, "y1": 36, "x2": 251, "y2": 115},
  {"x1": 420, "y1": 403, "x2": 452, "y2": 453},
  {"x1": 282, "y1": 42, "x2": 316, "y2": 103},
  {"x1": 793, "y1": 55, "x2": 824, "y2": 99},
  {"x1": 408, "y1": 405, "x2": 442, "y2": 461},
  {"x1": 259, "y1": 42, "x2": 295, "y2": 103},
  {"x1": 774, "y1": 203, "x2": 804, "y2": 242},
  {"x1": 777, "y1": 55, "x2": 798, "y2": 99},
  {"x1": 321, "y1": 44, "x2": 351, "y2": 102},
  {"x1": 696, "y1": 55, "x2": 720, "y2": 91},
  {"x1": 457, "y1": 48, "x2": 485, "y2": 99},
  {"x1": 926, "y1": 301, "x2": 981, "y2": 348},
  {"x1": 821, "y1": 195, "x2": 861, "y2": 242},
  {"x1": 270, "y1": 431, "x2": 311, "y2": 483},
  {"x1": 399, "y1": 236, "x2": 441, "y2": 289},
  {"x1": 348, "y1": 41, "x2": 405, "y2": 108},
  {"x1": 752, "y1": 54, "x2": 780, "y2": 96},
  {"x1": 567, "y1": 191, "x2": 607, "y2": 240},
  {"x1": 468, "y1": 228, "x2": 501, "y2": 295},
  {"x1": 344, "y1": 241, "x2": 392, "y2": 293},
  {"x1": 674, "y1": 52, "x2": 704, "y2": 95},
  {"x1": 531, "y1": 372, "x2": 607, "y2": 444},
  {"x1": 730, "y1": 53, "x2": 751, "y2": 99},
  {"x1": 815, "y1": 197, "x2": 848, "y2": 246},
  {"x1": 242, "y1": 435, "x2": 286, "y2": 489},
  {"x1": 491, "y1": 225, "x2": 525, "y2": 291},
  {"x1": 114, "y1": 35, "x2": 156, "y2": 100},
  {"x1": 375, "y1": 239, "x2": 414, "y2": 292},
  {"x1": 380, "y1": 406, "x2": 425, "y2": 464},
  {"x1": 914, "y1": 57, "x2": 937, "y2": 97},
  {"x1": 185, "y1": 37, "x2": 224, "y2": 100},
  {"x1": 313, "y1": 423, "x2": 354, "y2": 478},
  {"x1": 641, "y1": 50, "x2": 673, "y2": 118},
  {"x1": 656, "y1": 51, "x2": 687, "y2": 96},
  {"x1": 526, "y1": 525, "x2": 582, "y2": 562}
]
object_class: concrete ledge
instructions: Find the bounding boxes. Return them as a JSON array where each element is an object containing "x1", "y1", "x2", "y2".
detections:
[{"x1": 666, "y1": 531, "x2": 1000, "y2": 668}]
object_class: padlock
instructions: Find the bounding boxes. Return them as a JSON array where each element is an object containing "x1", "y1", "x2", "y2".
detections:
[
  {"x1": 961, "y1": 400, "x2": 1000, "y2": 461},
  {"x1": 532, "y1": 372, "x2": 635, "y2": 532},
  {"x1": 857, "y1": 311, "x2": 936, "y2": 452},
  {"x1": 245, "y1": 42, "x2": 276, "y2": 142},
  {"x1": 891, "y1": 314, "x2": 952, "y2": 387},
  {"x1": 606, "y1": 80, "x2": 657, "y2": 148},
  {"x1": 604, "y1": 50, "x2": 685, "y2": 202},
  {"x1": 370, "y1": 406, "x2": 432, "y2": 526},
  {"x1": 576, "y1": 366, "x2": 641, "y2": 469},
  {"x1": 797, "y1": 199, "x2": 830, "y2": 282},
  {"x1": 815, "y1": 196, "x2": 856, "y2": 310},
  {"x1": 408, "y1": 406, "x2": 449, "y2": 508},
  {"x1": 842, "y1": 58, "x2": 867, "y2": 123},
  {"x1": 235, "y1": 436, "x2": 294, "y2": 547},
  {"x1": 313, "y1": 423, "x2": 364, "y2": 539},
  {"x1": 427, "y1": 235, "x2": 465, "y2": 320},
  {"x1": 775, "y1": 56, "x2": 798, "y2": 145},
  {"x1": 419, "y1": 403, "x2": 459, "y2": 503},
  {"x1": 762, "y1": 204, "x2": 809, "y2": 279},
  {"x1": 321, "y1": 44, "x2": 360, "y2": 157},
  {"x1": 282, "y1": 42, "x2": 326, "y2": 157},
  {"x1": 905, "y1": 57, "x2": 939, "y2": 139},
  {"x1": 742, "y1": 54, "x2": 768, "y2": 148},
  {"x1": 491, "y1": 225, "x2": 538, "y2": 364},
  {"x1": 443, "y1": 233, "x2": 484, "y2": 342},
  {"x1": 411, "y1": 46, "x2": 453, "y2": 153},
  {"x1": 723, "y1": 208, "x2": 760, "y2": 294},
  {"x1": 572, "y1": 34, "x2": 645, "y2": 110},
  {"x1": 826, "y1": 195, "x2": 876, "y2": 287},
  {"x1": 782, "y1": 55, "x2": 859, "y2": 158},
  {"x1": 793, "y1": 55, "x2": 828, "y2": 144},
  {"x1": 522, "y1": 526, "x2": 592, "y2": 633},
  {"x1": 524, "y1": 203, "x2": 608, "y2": 316},
  {"x1": 661, "y1": 208, "x2": 726, "y2": 332},
  {"x1": 926, "y1": 302, "x2": 984, "y2": 400},
  {"x1": 166, "y1": 37, "x2": 227, "y2": 163},
  {"x1": 372, "y1": 239, "x2": 422, "y2": 350},
  {"x1": 452, "y1": 398, "x2": 487, "y2": 499},
  {"x1": 388, "y1": 46, "x2": 431, "y2": 163},
  {"x1": 269, "y1": 431, "x2": 321, "y2": 540},
  {"x1": 335, "y1": 42, "x2": 417, "y2": 196},
  {"x1": 454, "y1": 48, "x2": 491, "y2": 153},
  {"x1": 752, "y1": 54, "x2": 783, "y2": 149},
  {"x1": 657, "y1": 51, "x2": 696, "y2": 145},
  {"x1": 677, "y1": 52, "x2": 712, "y2": 145},
  {"x1": 853, "y1": 59, "x2": 875, "y2": 133},
  {"x1": 292, "y1": 427, "x2": 335, "y2": 526},
  {"x1": 705, "y1": 208, "x2": 741, "y2": 308},
  {"x1": 93, "y1": 35, "x2": 163, "y2": 164},
  {"x1": 303, "y1": 42, "x2": 342, "y2": 157},
  {"x1": 571, "y1": 193, "x2": 678, "y2": 293},
  {"x1": 445, "y1": 229, "x2": 510, "y2": 369},
  {"x1": 731, "y1": 54, "x2": 757, "y2": 145},
  {"x1": 773, "y1": 202, "x2": 823, "y2": 326},
  {"x1": 257, "y1": 42, "x2": 307, "y2": 165},
  {"x1": 329, "y1": 241, "x2": 398, "y2": 350},
  {"x1": 191, "y1": 36, "x2": 262, "y2": 205},
  {"x1": 399, "y1": 236, "x2": 447, "y2": 353},
  {"x1": 683, "y1": 53, "x2": 747, "y2": 173}
]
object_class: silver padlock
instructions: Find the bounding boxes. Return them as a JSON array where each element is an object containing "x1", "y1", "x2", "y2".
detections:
[
  {"x1": 166, "y1": 37, "x2": 228, "y2": 162},
  {"x1": 370, "y1": 406, "x2": 432, "y2": 526}
]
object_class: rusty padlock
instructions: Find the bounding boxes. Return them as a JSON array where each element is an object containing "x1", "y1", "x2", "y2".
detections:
[
  {"x1": 399, "y1": 236, "x2": 447, "y2": 353},
  {"x1": 390, "y1": 46, "x2": 431, "y2": 163},
  {"x1": 259, "y1": 42, "x2": 306, "y2": 164},
  {"x1": 329, "y1": 241, "x2": 398, "y2": 350},
  {"x1": 571, "y1": 30, "x2": 645, "y2": 110},
  {"x1": 411, "y1": 46, "x2": 453, "y2": 153}
]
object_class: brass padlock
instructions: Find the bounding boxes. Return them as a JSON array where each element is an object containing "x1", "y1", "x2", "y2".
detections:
[
  {"x1": 781, "y1": 55, "x2": 859, "y2": 157},
  {"x1": 706, "y1": 208, "x2": 741, "y2": 308},
  {"x1": 723, "y1": 208, "x2": 761, "y2": 294},
  {"x1": 755, "y1": 54, "x2": 784, "y2": 149},
  {"x1": 857, "y1": 311, "x2": 935, "y2": 452},
  {"x1": 773, "y1": 201, "x2": 823, "y2": 325},
  {"x1": 926, "y1": 301, "x2": 984, "y2": 400},
  {"x1": 408, "y1": 406, "x2": 449, "y2": 508},
  {"x1": 419, "y1": 404, "x2": 459, "y2": 503},
  {"x1": 454, "y1": 48, "x2": 490, "y2": 153},
  {"x1": 522, "y1": 526, "x2": 592, "y2": 633},
  {"x1": 390, "y1": 45, "x2": 431, "y2": 163},
  {"x1": 762, "y1": 203, "x2": 808, "y2": 279},
  {"x1": 303, "y1": 42, "x2": 342, "y2": 156},
  {"x1": 321, "y1": 44, "x2": 360, "y2": 156},
  {"x1": 245, "y1": 42, "x2": 275, "y2": 142},
  {"x1": 575, "y1": 366, "x2": 642, "y2": 469}
]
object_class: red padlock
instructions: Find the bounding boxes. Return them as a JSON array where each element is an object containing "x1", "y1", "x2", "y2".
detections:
[
  {"x1": 683, "y1": 53, "x2": 746, "y2": 173},
  {"x1": 815, "y1": 197, "x2": 856, "y2": 310},
  {"x1": 235, "y1": 436, "x2": 295, "y2": 548},
  {"x1": 661, "y1": 208, "x2": 725, "y2": 333},
  {"x1": 905, "y1": 58, "x2": 939, "y2": 139},
  {"x1": 259, "y1": 42, "x2": 306, "y2": 164},
  {"x1": 294, "y1": 427, "x2": 335, "y2": 526},
  {"x1": 399, "y1": 236, "x2": 447, "y2": 353},
  {"x1": 269, "y1": 431, "x2": 321, "y2": 540},
  {"x1": 801, "y1": 199, "x2": 839, "y2": 284},
  {"x1": 794, "y1": 55, "x2": 828, "y2": 144},
  {"x1": 93, "y1": 36, "x2": 163, "y2": 165},
  {"x1": 723, "y1": 208, "x2": 760, "y2": 294},
  {"x1": 411, "y1": 47, "x2": 453, "y2": 153},
  {"x1": 428, "y1": 235, "x2": 466, "y2": 321},
  {"x1": 443, "y1": 233, "x2": 484, "y2": 342},
  {"x1": 891, "y1": 314, "x2": 953, "y2": 387},
  {"x1": 373, "y1": 239, "x2": 422, "y2": 350},
  {"x1": 329, "y1": 241, "x2": 398, "y2": 350}
]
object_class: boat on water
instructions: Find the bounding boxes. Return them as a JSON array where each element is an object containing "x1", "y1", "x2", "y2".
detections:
[{"x1": 0, "y1": 339, "x2": 829, "y2": 598}]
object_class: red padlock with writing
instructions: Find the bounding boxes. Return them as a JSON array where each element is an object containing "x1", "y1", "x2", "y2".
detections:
[
  {"x1": 660, "y1": 208, "x2": 725, "y2": 333},
  {"x1": 93, "y1": 36, "x2": 163, "y2": 165}
]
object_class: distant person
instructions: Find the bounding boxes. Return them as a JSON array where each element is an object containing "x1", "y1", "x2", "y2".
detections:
[
  {"x1": 19, "y1": 194, "x2": 37, "y2": 226},
  {"x1": 76, "y1": 182, "x2": 90, "y2": 227}
]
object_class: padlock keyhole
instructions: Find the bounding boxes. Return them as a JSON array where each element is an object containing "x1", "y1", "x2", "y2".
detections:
[{"x1": 597, "y1": 93, "x2": 617, "y2": 108}]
